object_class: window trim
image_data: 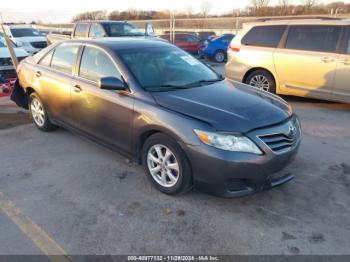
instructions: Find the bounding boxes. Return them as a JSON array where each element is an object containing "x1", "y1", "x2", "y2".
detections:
[
  {"x1": 282, "y1": 24, "x2": 344, "y2": 54},
  {"x1": 75, "y1": 44, "x2": 126, "y2": 87},
  {"x1": 37, "y1": 48, "x2": 55, "y2": 67}
]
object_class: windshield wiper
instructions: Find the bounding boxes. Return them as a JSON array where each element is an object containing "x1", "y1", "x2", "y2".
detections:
[{"x1": 182, "y1": 78, "x2": 223, "y2": 88}]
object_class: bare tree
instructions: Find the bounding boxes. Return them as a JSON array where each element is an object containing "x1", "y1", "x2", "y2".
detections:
[
  {"x1": 301, "y1": 0, "x2": 317, "y2": 14},
  {"x1": 250, "y1": 0, "x2": 270, "y2": 16},
  {"x1": 278, "y1": 0, "x2": 290, "y2": 15},
  {"x1": 200, "y1": 1, "x2": 213, "y2": 18},
  {"x1": 186, "y1": 5, "x2": 195, "y2": 18}
]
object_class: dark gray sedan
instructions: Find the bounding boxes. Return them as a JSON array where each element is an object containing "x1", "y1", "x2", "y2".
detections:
[{"x1": 15, "y1": 38, "x2": 301, "y2": 197}]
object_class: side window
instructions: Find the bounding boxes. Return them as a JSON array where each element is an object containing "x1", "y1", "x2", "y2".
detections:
[
  {"x1": 74, "y1": 23, "x2": 89, "y2": 38},
  {"x1": 242, "y1": 25, "x2": 286, "y2": 48},
  {"x1": 39, "y1": 50, "x2": 54, "y2": 67},
  {"x1": 187, "y1": 35, "x2": 199, "y2": 43},
  {"x1": 285, "y1": 25, "x2": 341, "y2": 53},
  {"x1": 89, "y1": 23, "x2": 105, "y2": 38},
  {"x1": 50, "y1": 44, "x2": 79, "y2": 74},
  {"x1": 79, "y1": 46, "x2": 121, "y2": 83}
]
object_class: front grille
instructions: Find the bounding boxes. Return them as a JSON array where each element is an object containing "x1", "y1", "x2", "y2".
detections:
[
  {"x1": 30, "y1": 41, "x2": 47, "y2": 49},
  {"x1": 0, "y1": 69, "x2": 17, "y2": 79},
  {"x1": 259, "y1": 118, "x2": 301, "y2": 154},
  {"x1": 0, "y1": 57, "x2": 12, "y2": 66}
]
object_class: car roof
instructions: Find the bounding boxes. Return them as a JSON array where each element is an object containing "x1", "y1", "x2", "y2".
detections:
[
  {"x1": 246, "y1": 19, "x2": 350, "y2": 27},
  {"x1": 62, "y1": 38, "x2": 172, "y2": 50}
]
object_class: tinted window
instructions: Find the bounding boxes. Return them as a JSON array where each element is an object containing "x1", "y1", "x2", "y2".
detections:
[
  {"x1": 242, "y1": 25, "x2": 286, "y2": 47},
  {"x1": 39, "y1": 50, "x2": 54, "y2": 67},
  {"x1": 89, "y1": 23, "x2": 105, "y2": 38},
  {"x1": 286, "y1": 25, "x2": 341, "y2": 53},
  {"x1": 74, "y1": 23, "x2": 89, "y2": 37},
  {"x1": 79, "y1": 46, "x2": 121, "y2": 82},
  {"x1": 51, "y1": 45, "x2": 79, "y2": 74}
]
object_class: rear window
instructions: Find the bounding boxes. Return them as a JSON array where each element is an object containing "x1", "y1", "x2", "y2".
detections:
[
  {"x1": 285, "y1": 25, "x2": 341, "y2": 53},
  {"x1": 74, "y1": 23, "x2": 89, "y2": 38},
  {"x1": 242, "y1": 25, "x2": 286, "y2": 48}
]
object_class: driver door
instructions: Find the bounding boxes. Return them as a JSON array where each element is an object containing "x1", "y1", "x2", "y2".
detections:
[{"x1": 71, "y1": 45, "x2": 134, "y2": 153}]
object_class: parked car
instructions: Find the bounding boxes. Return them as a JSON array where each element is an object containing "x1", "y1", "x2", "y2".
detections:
[
  {"x1": 199, "y1": 33, "x2": 235, "y2": 63},
  {"x1": 160, "y1": 33, "x2": 202, "y2": 54},
  {"x1": 2, "y1": 25, "x2": 47, "y2": 54},
  {"x1": 0, "y1": 34, "x2": 28, "y2": 79},
  {"x1": 15, "y1": 38, "x2": 301, "y2": 198},
  {"x1": 197, "y1": 31, "x2": 217, "y2": 40},
  {"x1": 47, "y1": 20, "x2": 157, "y2": 45},
  {"x1": 225, "y1": 19, "x2": 350, "y2": 103}
]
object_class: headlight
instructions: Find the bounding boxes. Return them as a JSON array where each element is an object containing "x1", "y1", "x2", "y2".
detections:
[
  {"x1": 16, "y1": 41, "x2": 23, "y2": 47},
  {"x1": 194, "y1": 129, "x2": 262, "y2": 155}
]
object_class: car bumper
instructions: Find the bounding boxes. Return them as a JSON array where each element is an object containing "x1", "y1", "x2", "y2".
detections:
[{"x1": 183, "y1": 117, "x2": 301, "y2": 198}]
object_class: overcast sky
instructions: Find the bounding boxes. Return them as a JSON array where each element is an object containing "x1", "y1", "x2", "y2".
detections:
[{"x1": 0, "y1": 0, "x2": 347, "y2": 23}]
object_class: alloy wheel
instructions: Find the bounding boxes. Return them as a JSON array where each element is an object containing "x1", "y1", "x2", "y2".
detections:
[
  {"x1": 249, "y1": 75, "x2": 270, "y2": 92},
  {"x1": 147, "y1": 144, "x2": 180, "y2": 188},
  {"x1": 30, "y1": 98, "x2": 45, "y2": 127}
]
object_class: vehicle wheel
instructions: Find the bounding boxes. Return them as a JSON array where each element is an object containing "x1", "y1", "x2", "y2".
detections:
[
  {"x1": 29, "y1": 93, "x2": 57, "y2": 132},
  {"x1": 142, "y1": 133, "x2": 192, "y2": 195},
  {"x1": 213, "y1": 50, "x2": 226, "y2": 63},
  {"x1": 246, "y1": 69, "x2": 276, "y2": 94}
]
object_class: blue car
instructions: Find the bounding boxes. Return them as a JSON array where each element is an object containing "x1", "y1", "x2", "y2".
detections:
[{"x1": 199, "y1": 33, "x2": 235, "y2": 63}]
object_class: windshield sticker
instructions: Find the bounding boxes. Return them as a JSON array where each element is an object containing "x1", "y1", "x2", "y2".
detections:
[{"x1": 180, "y1": 55, "x2": 200, "y2": 66}]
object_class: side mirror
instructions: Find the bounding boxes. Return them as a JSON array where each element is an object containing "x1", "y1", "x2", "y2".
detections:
[{"x1": 98, "y1": 77, "x2": 127, "y2": 91}]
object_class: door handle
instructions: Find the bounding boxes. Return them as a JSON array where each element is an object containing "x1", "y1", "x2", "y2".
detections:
[
  {"x1": 321, "y1": 57, "x2": 335, "y2": 63},
  {"x1": 73, "y1": 84, "x2": 83, "y2": 93},
  {"x1": 35, "y1": 71, "x2": 42, "y2": 77}
]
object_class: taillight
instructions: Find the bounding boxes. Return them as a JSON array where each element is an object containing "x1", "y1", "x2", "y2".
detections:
[{"x1": 228, "y1": 44, "x2": 240, "y2": 52}]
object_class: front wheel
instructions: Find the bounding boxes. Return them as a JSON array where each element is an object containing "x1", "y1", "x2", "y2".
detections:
[
  {"x1": 142, "y1": 133, "x2": 192, "y2": 195},
  {"x1": 29, "y1": 93, "x2": 57, "y2": 132}
]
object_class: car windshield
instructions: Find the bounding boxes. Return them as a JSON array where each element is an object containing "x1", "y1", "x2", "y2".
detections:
[
  {"x1": 118, "y1": 46, "x2": 222, "y2": 91},
  {"x1": 10, "y1": 28, "x2": 41, "y2": 37},
  {"x1": 103, "y1": 23, "x2": 145, "y2": 37}
]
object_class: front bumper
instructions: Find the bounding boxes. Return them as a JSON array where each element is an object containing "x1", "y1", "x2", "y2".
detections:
[{"x1": 183, "y1": 116, "x2": 301, "y2": 198}]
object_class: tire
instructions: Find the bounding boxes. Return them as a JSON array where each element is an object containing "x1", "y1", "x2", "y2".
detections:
[
  {"x1": 29, "y1": 93, "x2": 57, "y2": 132},
  {"x1": 142, "y1": 133, "x2": 192, "y2": 195},
  {"x1": 213, "y1": 50, "x2": 226, "y2": 63},
  {"x1": 245, "y1": 69, "x2": 276, "y2": 94}
]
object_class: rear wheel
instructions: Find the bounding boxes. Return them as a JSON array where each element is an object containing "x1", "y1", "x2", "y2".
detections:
[
  {"x1": 29, "y1": 93, "x2": 57, "y2": 132},
  {"x1": 246, "y1": 69, "x2": 276, "y2": 94},
  {"x1": 142, "y1": 133, "x2": 192, "y2": 195},
  {"x1": 213, "y1": 50, "x2": 226, "y2": 63}
]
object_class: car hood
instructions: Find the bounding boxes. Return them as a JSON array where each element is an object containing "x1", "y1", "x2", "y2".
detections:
[
  {"x1": 0, "y1": 47, "x2": 28, "y2": 58},
  {"x1": 152, "y1": 80, "x2": 292, "y2": 133}
]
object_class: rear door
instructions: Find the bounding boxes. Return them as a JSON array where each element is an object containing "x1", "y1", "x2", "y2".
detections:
[
  {"x1": 332, "y1": 26, "x2": 350, "y2": 102},
  {"x1": 274, "y1": 25, "x2": 341, "y2": 98},
  {"x1": 36, "y1": 43, "x2": 80, "y2": 125}
]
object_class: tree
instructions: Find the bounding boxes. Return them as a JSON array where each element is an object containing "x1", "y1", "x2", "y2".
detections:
[
  {"x1": 301, "y1": 0, "x2": 317, "y2": 14},
  {"x1": 278, "y1": 0, "x2": 291, "y2": 15},
  {"x1": 250, "y1": 0, "x2": 270, "y2": 16},
  {"x1": 200, "y1": 1, "x2": 213, "y2": 18}
]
